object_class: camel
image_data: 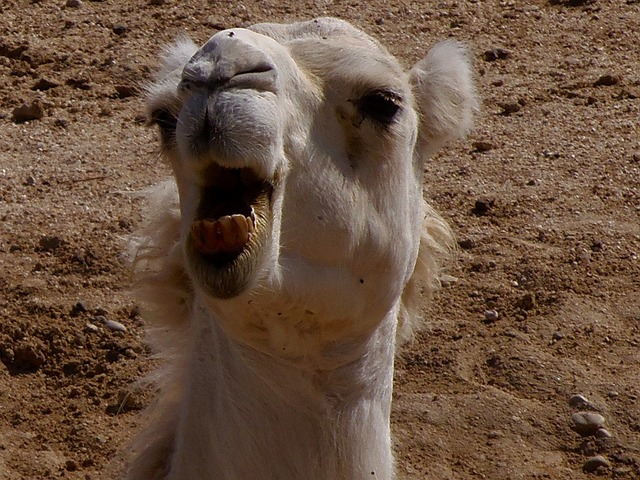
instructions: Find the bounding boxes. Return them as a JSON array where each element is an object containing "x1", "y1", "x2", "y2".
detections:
[{"x1": 126, "y1": 17, "x2": 477, "y2": 480}]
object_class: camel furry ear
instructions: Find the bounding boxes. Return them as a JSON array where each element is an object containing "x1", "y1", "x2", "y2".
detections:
[{"x1": 410, "y1": 40, "x2": 479, "y2": 159}]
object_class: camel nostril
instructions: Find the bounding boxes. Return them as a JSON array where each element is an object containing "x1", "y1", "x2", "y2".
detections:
[
  {"x1": 227, "y1": 63, "x2": 277, "y2": 92},
  {"x1": 235, "y1": 62, "x2": 274, "y2": 76}
]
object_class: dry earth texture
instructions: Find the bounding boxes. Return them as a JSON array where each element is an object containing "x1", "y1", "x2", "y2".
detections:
[{"x1": 0, "y1": 0, "x2": 638, "y2": 479}]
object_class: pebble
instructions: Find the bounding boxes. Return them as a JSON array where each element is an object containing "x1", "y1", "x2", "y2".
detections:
[
  {"x1": 595, "y1": 428, "x2": 612, "y2": 438},
  {"x1": 32, "y1": 78, "x2": 59, "y2": 91},
  {"x1": 571, "y1": 412, "x2": 606, "y2": 436},
  {"x1": 12, "y1": 101, "x2": 44, "y2": 123},
  {"x1": 70, "y1": 302, "x2": 87, "y2": 316},
  {"x1": 38, "y1": 235, "x2": 64, "y2": 252},
  {"x1": 484, "y1": 309, "x2": 499, "y2": 322},
  {"x1": 582, "y1": 455, "x2": 611, "y2": 473},
  {"x1": 484, "y1": 48, "x2": 511, "y2": 62},
  {"x1": 499, "y1": 101, "x2": 522, "y2": 115},
  {"x1": 607, "y1": 390, "x2": 619, "y2": 399},
  {"x1": 104, "y1": 320, "x2": 126, "y2": 332},
  {"x1": 472, "y1": 141, "x2": 495, "y2": 153},
  {"x1": 65, "y1": 0, "x2": 82, "y2": 8},
  {"x1": 593, "y1": 74, "x2": 619, "y2": 87},
  {"x1": 458, "y1": 238, "x2": 476, "y2": 250},
  {"x1": 471, "y1": 198, "x2": 494, "y2": 216},
  {"x1": 568, "y1": 394, "x2": 596, "y2": 410},
  {"x1": 84, "y1": 322, "x2": 99, "y2": 333},
  {"x1": 112, "y1": 24, "x2": 128, "y2": 35}
]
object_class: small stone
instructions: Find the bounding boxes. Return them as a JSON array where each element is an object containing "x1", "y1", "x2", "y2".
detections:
[
  {"x1": 471, "y1": 197, "x2": 494, "y2": 216},
  {"x1": 472, "y1": 141, "x2": 495, "y2": 153},
  {"x1": 150, "y1": 0, "x2": 168, "y2": 4},
  {"x1": 568, "y1": 394, "x2": 595, "y2": 410},
  {"x1": 65, "y1": 0, "x2": 82, "y2": 8},
  {"x1": 484, "y1": 48, "x2": 511, "y2": 62},
  {"x1": 591, "y1": 239, "x2": 603, "y2": 252},
  {"x1": 552, "y1": 331, "x2": 565, "y2": 341},
  {"x1": 458, "y1": 238, "x2": 476, "y2": 250},
  {"x1": 112, "y1": 25, "x2": 128, "y2": 35},
  {"x1": 593, "y1": 74, "x2": 619, "y2": 87},
  {"x1": 70, "y1": 302, "x2": 87, "y2": 316},
  {"x1": 483, "y1": 310, "x2": 499, "y2": 323},
  {"x1": 38, "y1": 235, "x2": 64, "y2": 252},
  {"x1": 54, "y1": 118, "x2": 69, "y2": 129},
  {"x1": 499, "y1": 101, "x2": 522, "y2": 115},
  {"x1": 595, "y1": 428, "x2": 612, "y2": 438},
  {"x1": 583, "y1": 455, "x2": 611, "y2": 473},
  {"x1": 12, "y1": 101, "x2": 44, "y2": 123},
  {"x1": 32, "y1": 78, "x2": 59, "y2": 91},
  {"x1": 104, "y1": 320, "x2": 126, "y2": 332},
  {"x1": 94, "y1": 315, "x2": 107, "y2": 324},
  {"x1": 572, "y1": 411, "x2": 606, "y2": 436},
  {"x1": 85, "y1": 322, "x2": 99, "y2": 333},
  {"x1": 607, "y1": 390, "x2": 619, "y2": 399}
]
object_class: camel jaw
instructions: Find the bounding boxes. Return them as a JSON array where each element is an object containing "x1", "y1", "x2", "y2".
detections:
[{"x1": 186, "y1": 163, "x2": 275, "y2": 299}]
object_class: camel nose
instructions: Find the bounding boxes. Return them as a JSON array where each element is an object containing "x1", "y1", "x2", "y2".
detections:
[{"x1": 179, "y1": 30, "x2": 278, "y2": 93}]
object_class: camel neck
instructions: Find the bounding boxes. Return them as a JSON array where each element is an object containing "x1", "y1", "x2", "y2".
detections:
[{"x1": 167, "y1": 301, "x2": 398, "y2": 480}]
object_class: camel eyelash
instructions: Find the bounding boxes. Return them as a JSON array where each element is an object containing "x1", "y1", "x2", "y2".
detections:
[{"x1": 355, "y1": 89, "x2": 403, "y2": 126}]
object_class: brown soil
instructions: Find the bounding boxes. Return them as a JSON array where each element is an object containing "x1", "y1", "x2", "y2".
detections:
[{"x1": 1, "y1": 0, "x2": 638, "y2": 479}]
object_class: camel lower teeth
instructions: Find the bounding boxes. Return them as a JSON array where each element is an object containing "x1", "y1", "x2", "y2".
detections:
[{"x1": 192, "y1": 213, "x2": 254, "y2": 254}]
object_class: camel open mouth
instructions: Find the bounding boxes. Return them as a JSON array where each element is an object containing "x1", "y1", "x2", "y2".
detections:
[{"x1": 187, "y1": 164, "x2": 273, "y2": 297}]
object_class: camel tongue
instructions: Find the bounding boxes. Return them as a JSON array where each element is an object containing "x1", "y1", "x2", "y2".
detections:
[{"x1": 192, "y1": 214, "x2": 254, "y2": 255}]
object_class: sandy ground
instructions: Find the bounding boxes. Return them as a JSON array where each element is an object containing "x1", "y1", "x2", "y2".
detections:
[{"x1": 0, "y1": 0, "x2": 638, "y2": 478}]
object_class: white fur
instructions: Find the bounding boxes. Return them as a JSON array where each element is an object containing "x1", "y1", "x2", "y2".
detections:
[{"x1": 124, "y1": 17, "x2": 477, "y2": 480}]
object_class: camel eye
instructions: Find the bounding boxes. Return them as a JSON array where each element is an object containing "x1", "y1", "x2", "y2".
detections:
[
  {"x1": 357, "y1": 90, "x2": 402, "y2": 126},
  {"x1": 150, "y1": 108, "x2": 178, "y2": 145}
]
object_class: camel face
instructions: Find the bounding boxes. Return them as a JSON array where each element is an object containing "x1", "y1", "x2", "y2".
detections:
[
  {"x1": 150, "y1": 20, "x2": 417, "y2": 304},
  {"x1": 147, "y1": 17, "x2": 476, "y2": 348}
]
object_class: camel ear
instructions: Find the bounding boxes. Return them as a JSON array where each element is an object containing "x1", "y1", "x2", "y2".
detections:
[{"x1": 410, "y1": 40, "x2": 478, "y2": 159}]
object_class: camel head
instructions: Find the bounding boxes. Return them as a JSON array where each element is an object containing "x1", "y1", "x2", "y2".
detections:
[{"x1": 146, "y1": 18, "x2": 476, "y2": 352}]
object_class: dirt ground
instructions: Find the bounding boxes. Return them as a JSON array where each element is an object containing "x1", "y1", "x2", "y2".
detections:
[{"x1": 0, "y1": 0, "x2": 638, "y2": 478}]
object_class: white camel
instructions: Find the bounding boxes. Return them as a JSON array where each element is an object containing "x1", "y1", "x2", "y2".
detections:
[{"x1": 126, "y1": 17, "x2": 477, "y2": 480}]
